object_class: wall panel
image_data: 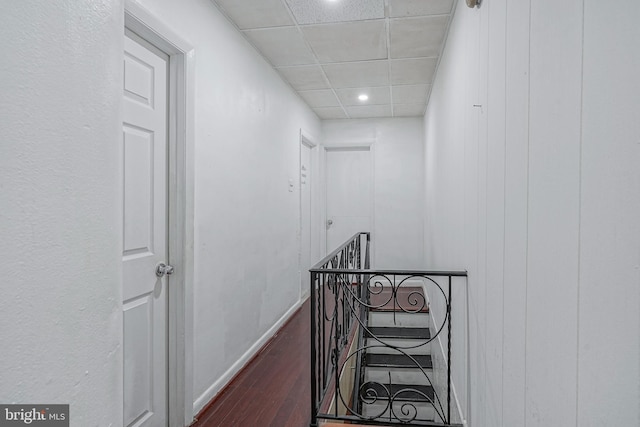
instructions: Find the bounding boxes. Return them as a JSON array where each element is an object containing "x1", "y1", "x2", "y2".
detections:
[
  {"x1": 578, "y1": 1, "x2": 640, "y2": 425},
  {"x1": 425, "y1": 0, "x2": 638, "y2": 425}
]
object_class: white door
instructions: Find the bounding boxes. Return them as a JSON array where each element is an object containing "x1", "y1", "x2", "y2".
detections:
[
  {"x1": 122, "y1": 32, "x2": 169, "y2": 427},
  {"x1": 325, "y1": 147, "x2": 372, "y2": 253},
  {"x1": 300, "y1": 142, "x2": 312, "y2": 298}
]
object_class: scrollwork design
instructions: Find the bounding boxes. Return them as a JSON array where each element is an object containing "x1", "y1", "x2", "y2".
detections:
[
  {"x1": 337, "y1": 274, "x2": 450, "y2": 352},
  {"x1": 333, "y1": 344, "x2": 446, "y2": 424},
  {"x1": 315, "y1": 236, "x2": 364, "y2": 393},
  {"x1": 388, "y1": 387, "x2": 435, "y2": 424},
  {"x1": 325, "y1": 278, "x2": 449, "y2": 423},
  {"x1": 311, "y1": 232, "x2": 461, "y2": 426}
]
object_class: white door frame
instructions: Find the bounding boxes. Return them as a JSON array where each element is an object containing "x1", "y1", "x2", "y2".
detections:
[
  {"x1": 124, "y1": 3, "x2": 195, "y2": 426},
  {"x1": 299, "y1": 129, "x2": 317, "y2": 300},
  {"x1": 322, "y1": 141, "x2": 375, "y2": 266}
]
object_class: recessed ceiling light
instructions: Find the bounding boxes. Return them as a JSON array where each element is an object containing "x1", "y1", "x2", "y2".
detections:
[{"x1": 358, "y1": 94, "x2": 369, "y2": 101}]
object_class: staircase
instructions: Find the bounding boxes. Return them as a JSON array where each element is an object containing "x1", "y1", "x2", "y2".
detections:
[
  {"x1": 357, "y1": 286, "x2": 437, "y2": 423},
  {"x1": 309, "y1": 232, "x2": 465, "y2": 427}
]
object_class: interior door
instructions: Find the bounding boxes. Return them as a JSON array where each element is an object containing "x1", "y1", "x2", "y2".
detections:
[
  {"x1": 325, "y1": 147, "x2": 372, "y2": 253},
  {"x1": 122, "y1": 32, "x2": 169, "y2": 427},
  {"x1": 300, "y1": 142, "x2": 312, "y2": 297}
]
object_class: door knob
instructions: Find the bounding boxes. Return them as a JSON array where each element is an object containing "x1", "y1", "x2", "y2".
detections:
[
  {"x1": 327, "y1": 219, "x2": 333, "y2": 226},
  {"x1": 156, "y1": 263, "x2": 175, "y2": 277}
]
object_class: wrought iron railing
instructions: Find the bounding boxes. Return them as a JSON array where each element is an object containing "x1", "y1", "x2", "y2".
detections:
[{"x1": 310, "y1": 232, "x2": 467, "y2": 426}]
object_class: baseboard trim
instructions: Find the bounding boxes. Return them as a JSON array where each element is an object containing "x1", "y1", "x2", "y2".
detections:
[{"x1": 192, "y1": 297, "x2": 305, "y2": 417}]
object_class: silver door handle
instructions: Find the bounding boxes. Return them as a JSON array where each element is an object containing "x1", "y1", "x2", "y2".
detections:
[
  {"x1": 156, "y1": 263, "x2": 175, "y2": 277},
  {"x1": 327, "y1": 219, "x2": 333, "y2": 226}
]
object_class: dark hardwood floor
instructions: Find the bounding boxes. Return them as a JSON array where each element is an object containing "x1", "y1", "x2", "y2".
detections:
[{"x1": 193, "y1": 298, "x2": 311, "y2": 427}]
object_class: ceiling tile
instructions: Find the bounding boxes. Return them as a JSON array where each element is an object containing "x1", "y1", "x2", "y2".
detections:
[
  {"x1": 214, "y1": 0, "x2": 294, "y2": 29},
  {"x1": 392, "y1": 84, "x2": 430, "y2": 104},
  {"x1": 298, "y1": 89, "x2": 340, "y2": 108},
  {"x1": 336, "y1": 87, "x2": 391, "y2": 106},
  {"x1": 214, "y1": 0, "x2": 455, "y2": 120},
  {"x1": 390, "y1": 58, "x2": 438, "y2": 85},
  {"x1": 302, "y1": 20, "x2": 387, "y2": 63},
  {"x1": 388, "y1": 0, "x2": 454, "y2": 17},
  {"x1": 390, "y1": 16, "x2": 449, "y2": 58},
  {"x1": 277, "y1": 65, "x2": 330, "y2": 90},
  {"x1": 393, "y1": 103, "x2": 425, "y2": 117},
  {"x1": 323, "y1": 61, "x2": 389, "y2": 88},
  {"x1": 346, "y1": 104, "x2": 392, "y2": 119},
  {"x1": 286, "y1": 0, "x2": 384, "y2": 24},
  {"x1": 314, "y1": 107, "x2": 348, "y2": 119},
  {"x1": 243, "y1": 27, "x2": 315, "y2": 66}
]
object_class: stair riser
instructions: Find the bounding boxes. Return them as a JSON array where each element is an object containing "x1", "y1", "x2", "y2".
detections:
[
  {"x1": 369, "y1": 311, "x2": 430, "y2": 328},
  {"x1": 365, "y1": 368, "x2": 434, "y2": 386},
  {"x1": 361, "y1": 401, "x2": 435, "y2": 422},
  {"x1": 365, "y1": 338, "x2": 431, "y2": 355}
]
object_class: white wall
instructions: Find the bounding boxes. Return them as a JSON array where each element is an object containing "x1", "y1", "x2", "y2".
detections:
[
  {"x1": 0, "y1": 1, "x2": 124, "y2": 425},
  {"x1": 2, "y1": 0, "x2": 321, "y2": 423},
  {"x1": 322, "y1": 118, "x2": 424, "y2": 269},
  {"x1": 424, "y1": 1, "x2": 640, "y2": 426},
  {"x1": 578, "y1": 1, "x2": 640, "y2": 424},
  {"x1": 131, "y1": 0, "x2": 322, "y2": 417}
]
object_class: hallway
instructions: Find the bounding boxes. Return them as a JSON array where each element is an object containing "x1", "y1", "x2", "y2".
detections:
[
  {"x1": 193, "y1": 300, "x2": 311, "y2": 427},
  {"x1": 2, "y1": 0, "x2": 639, "y2": 425}
]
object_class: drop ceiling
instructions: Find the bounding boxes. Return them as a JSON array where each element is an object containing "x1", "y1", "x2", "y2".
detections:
[{"x1": 211, "y1": 0, "x2": 455, "y2": 119}]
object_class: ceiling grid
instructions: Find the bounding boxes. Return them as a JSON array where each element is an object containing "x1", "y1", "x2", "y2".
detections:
[
  {"x1": 384, "y1": 0, "x2": 394, "y2": 118},
  {"x1": 212, "y1": 0, "x2": 455, "y2": 119}
]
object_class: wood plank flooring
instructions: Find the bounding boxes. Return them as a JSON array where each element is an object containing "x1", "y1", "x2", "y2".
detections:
[{"x1": 193, "y1": 299, "x2": 311, "y2": 427}]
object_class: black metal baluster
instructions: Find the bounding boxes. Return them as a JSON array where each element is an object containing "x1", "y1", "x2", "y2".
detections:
[
  {"x1": 334, "y1": 276, "x2": 340, "y2": 417},
  {"x1": 321, "y1": 273, "x2": 326, "y2": 390},
  {"x1": 447, "y1": 275, "x2": 452, "y2": 424}
]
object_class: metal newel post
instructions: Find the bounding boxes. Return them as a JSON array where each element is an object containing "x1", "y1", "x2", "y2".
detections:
[{"x1": 310, "y1": 271, "x2": 317, "y2": 427}]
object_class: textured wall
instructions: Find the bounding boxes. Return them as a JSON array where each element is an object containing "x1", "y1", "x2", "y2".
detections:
[
  {"x1": 0, "y1": 1, "x2": 124, "y2": 425},
  {"x1": 132, "y1": 0, "x2": 322, "y2": 416}
]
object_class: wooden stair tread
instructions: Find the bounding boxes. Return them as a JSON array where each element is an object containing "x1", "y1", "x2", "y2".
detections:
[
  {"x1": 365, "y1": 326, "x2": 431, "y2": 340},
  {"x1": 365, "y1": 353, "x2": 433, "y2": 369}
]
